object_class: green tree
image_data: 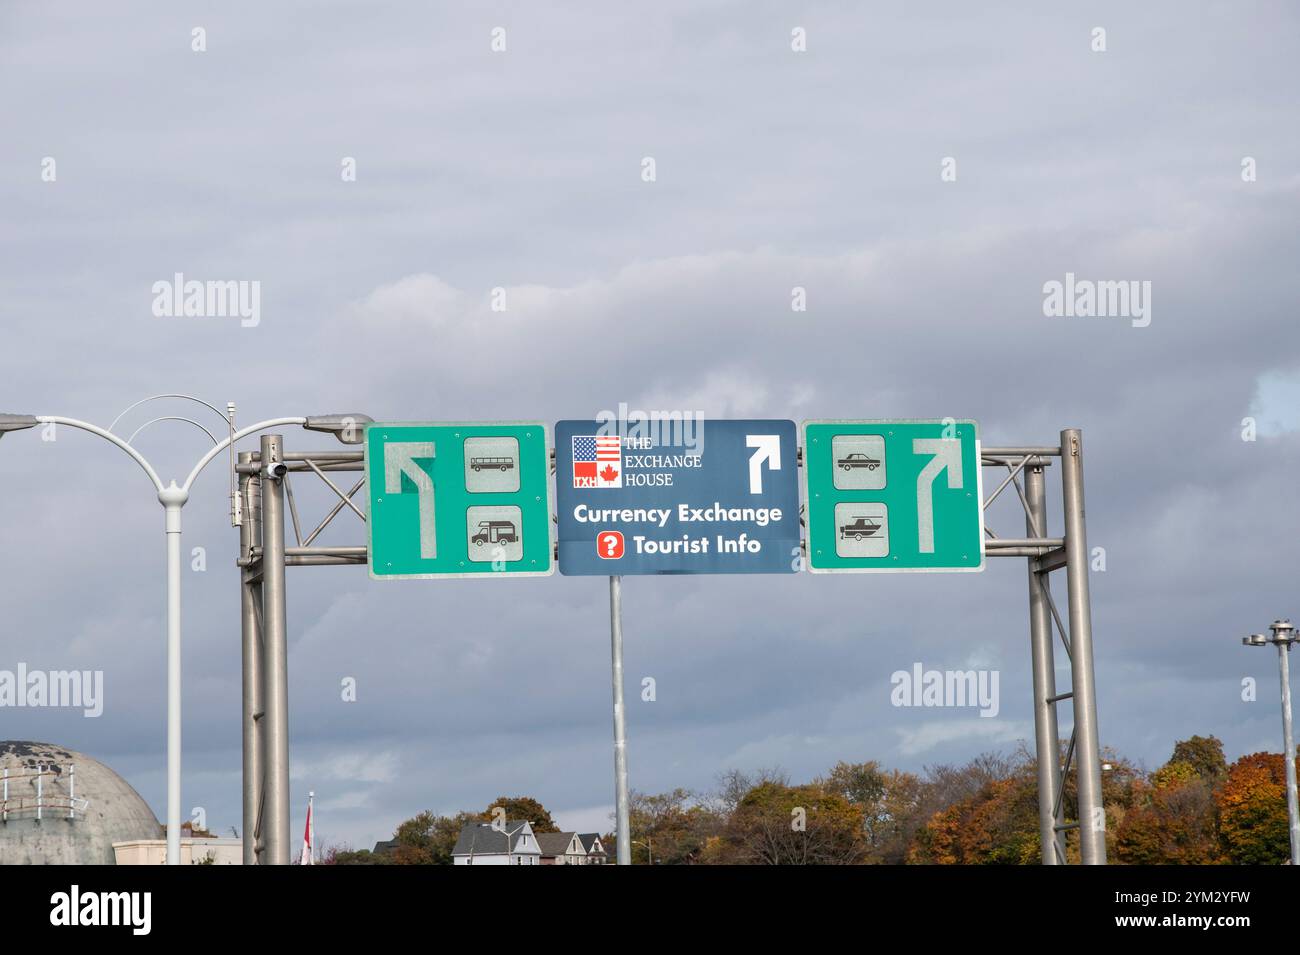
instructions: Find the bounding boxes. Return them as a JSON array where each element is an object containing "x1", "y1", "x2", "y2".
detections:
[
  {"x1": 1169, "y1": 736, "x2": 1228, "y2": 781},
  {"x1": 389, "y1": 810, "x2": 439, "y2": 864},
  {"x1": 823, "y1": 760, "x2": 887, "y2": 807},
  {"x1": 720, "y1": 780, "x2": 868, "y2": 865},
  {"x1": 321, "y1": 846, "x2": 382, "y2": 865},
  {"x1": 480, "y1": 796, "x2": 559, "y2": 833},
  {"x1": 1151, "y1": 760, "x2": 1197, "y2": 790},
  {"x1": 384, "y1": 809, "x2": 482, "y2": 864}
]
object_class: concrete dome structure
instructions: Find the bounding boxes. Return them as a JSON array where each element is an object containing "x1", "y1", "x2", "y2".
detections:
[{"x1": 0, "y1": 741, "x2": 160, "y2": 865}]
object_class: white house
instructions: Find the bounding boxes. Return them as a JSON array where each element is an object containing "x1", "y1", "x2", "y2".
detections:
[
  {"x1": 452, "y1": 821, "x2": 542, "y2": 865},
  {"x1": 577, "y1": 833, "x2": 607, "y2": 864},
  {"x1": 536, "y1": 831, "x2": 586, "y2": 865}
]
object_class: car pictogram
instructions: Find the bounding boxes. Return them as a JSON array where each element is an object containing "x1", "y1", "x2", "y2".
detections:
[{"x1": 837, "y1": 452, "x2": 880, "y2": 471}]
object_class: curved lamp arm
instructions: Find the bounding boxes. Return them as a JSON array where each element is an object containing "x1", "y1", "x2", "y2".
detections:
[
  {"x1": 182, "y1": 417, "x2": 307, "y2": 494},
  {"x1": 36, "y1": 416, "x2": 167, "y2": 495},
  {"x1": 108, "y1": 394, "x2": 232, "y2": 434},
  {"x1": 127, "y1": 416, "x2": 221, "y2": 447}
]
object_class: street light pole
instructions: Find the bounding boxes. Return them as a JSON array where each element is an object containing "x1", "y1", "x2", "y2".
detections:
[
  {"x1": 0, "y1": 405, "x2": 369, "y2": 865},
  {"x1": 160, "y1": 481, "x2": 188, "y2": 862},
  {"x1": 1279, "y1": 636, "x2": 1299, "y2": 865},
  {"x1": 1242, "y1": 619, "x2": 1300, "y2": 865}
]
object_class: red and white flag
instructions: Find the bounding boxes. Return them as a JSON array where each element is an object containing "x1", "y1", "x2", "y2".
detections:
[{"x1": 300, "y1": 792, "x2": 314, "y2": 865}]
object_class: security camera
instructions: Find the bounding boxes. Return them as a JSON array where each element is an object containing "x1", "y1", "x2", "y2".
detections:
[{"x1": 264, "y1": 461, "x2": 289, "y2": 480}]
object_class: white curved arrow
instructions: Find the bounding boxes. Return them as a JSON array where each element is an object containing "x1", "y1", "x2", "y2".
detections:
[
  {"x1": 914, "y1": 438, "x2": 963, "y2": 554},
  {"x1": 746, "y1": 434, "x2": 781, "y2": 494},
  {"x1": 385, "y1": 441, "x2": 436, "y2": 558}
]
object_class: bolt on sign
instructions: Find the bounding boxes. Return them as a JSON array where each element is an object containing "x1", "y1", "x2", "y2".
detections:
[
  {"x1": 554, "y1": 419, "x2": 801, "y2": 575},
  {"x1": 801, "y1": 420, "x2": 985, "y2": 573},
  {"x1": 365, "y1": 423, "x2": 553, "y2": 579}
]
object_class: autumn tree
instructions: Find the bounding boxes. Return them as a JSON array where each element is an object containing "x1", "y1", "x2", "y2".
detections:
[
  {"x1": 626, "y1": 788, "x2": 723, "y2": 864},
  {"x1": 319, "y1": 845, "x2": 381, "y2": 865},
  {"x1": 712, "y1": 767, "x2": 788, "y2": 814},
  {"x1": 1114, "y1": 776, "x2": 1223, "y2": 865},
  {"x1": 819, "y1": 760, "x2": 926, "y2": 863},
  {"x1": 1169, "y1": 735, "x2": 1228, "y2": 782},
  {"x1": 480, "y1": 796, "x2": 559, "y2": 833},
  {"x1": 1217, "y1": 752, "x2": 1297, "y2": 865},
  {"x1": 382, "y1": 809, "x2": 479, "y2": 864},
  {"x1": 912, "y1": 774, "x2": 1041, "y2": 865},
  {"x1": 388, "y1": 810, "x2": 439, "y2": 864},
  {"x1": 719, "y1": 780, "x2": 868, "y2": 864}
]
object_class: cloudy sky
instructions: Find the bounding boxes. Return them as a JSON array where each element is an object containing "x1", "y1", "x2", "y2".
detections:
[{"x1": 2, "y1": 1, "x2": 1299, "y2": 850}]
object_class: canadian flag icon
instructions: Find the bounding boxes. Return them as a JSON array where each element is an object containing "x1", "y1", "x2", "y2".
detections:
[{"x1": 594, "y1": 436, "x2": 622, "y2": 488}]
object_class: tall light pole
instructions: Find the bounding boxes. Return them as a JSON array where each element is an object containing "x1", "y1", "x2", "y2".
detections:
[
  {"x1": 1242, "y1": 619, "x2": 1300, "y2": 865},
  {"x1": 0, "y1": 403, "x2": 369, "y2": 864}
]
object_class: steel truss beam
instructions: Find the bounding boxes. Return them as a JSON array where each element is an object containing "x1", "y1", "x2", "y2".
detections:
[
  {"x1": 237, "y1": 444, "x2": 366, "y2": 864},
  {"x1": 982, "y1": 434, "x2": 1105, "y2": 863}
]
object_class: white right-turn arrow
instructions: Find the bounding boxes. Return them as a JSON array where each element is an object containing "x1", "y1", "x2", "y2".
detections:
[
  {"x1": 746, "y1": 434, "x2": 781, "y2": 494},
  {"x1": 913, "y1": 438, "x2": 963, "y2": 554}
]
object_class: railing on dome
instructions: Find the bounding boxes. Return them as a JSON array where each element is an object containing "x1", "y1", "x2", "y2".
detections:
[{"x1": 0, "y1": 764, "x2": 90, "y2": 822}]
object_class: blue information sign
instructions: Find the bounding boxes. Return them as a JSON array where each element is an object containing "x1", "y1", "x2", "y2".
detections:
[{"x1": 555, "y1": 419, "x2": 801, "y2": 575}]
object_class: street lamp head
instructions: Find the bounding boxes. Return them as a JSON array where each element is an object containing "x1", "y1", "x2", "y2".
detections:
[
  {"x1": 0, "y1": 414, "x2": 38, "y2": 439},
  {"x1": 1244, "y1": 633, "x2": 1269, "y2": 647},
  {"x1": 303, "y1": 414, "x2": 373, "y2": 445},
  {"x1": 1271, "y1": 619, "x2": 1295, "y2": 638}
]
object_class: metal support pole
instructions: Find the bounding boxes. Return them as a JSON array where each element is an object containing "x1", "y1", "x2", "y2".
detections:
[
  {"x1": 159, "y1": 481, "x2": 188, "y2": 864},
  {"x1": 1277, "y1": 641, "x2": 1300, "y2": 865},
  {"x1": 609, "y1": 575, "x2": 631, "y2": 866},
  {"x1": 260, "y1": 435, "x2": 292, "y2": 865},
  {"x1": 1025, "y1": 465, "x2": 1064, "y2": 864},
  {"x1": 238, "y1": 454, "x2": 264, "y2": 864},
  {"x1": 1060, "y1": 429, "x2": 1106, "y2": 864}
]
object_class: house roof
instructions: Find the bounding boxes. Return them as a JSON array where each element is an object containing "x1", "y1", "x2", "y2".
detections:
[
  {"x1": 535, "y1": 832, "x2": 580, "y2": 857},
  {"x1": 452, "y1": 821, "x2": 536, "y2": 856},
  {"x1": 577, "y1": 833, "x2": 606, "y2": 855}
]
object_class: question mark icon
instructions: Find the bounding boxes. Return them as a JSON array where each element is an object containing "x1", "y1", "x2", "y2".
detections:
[{"x1": 597, "y1": 531, "x2": 624, "y2": 559}]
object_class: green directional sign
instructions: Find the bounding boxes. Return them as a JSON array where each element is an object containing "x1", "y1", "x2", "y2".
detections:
[
  {"x1": 802, "y1": 420, "x2": 984, "y2": 573},
  {"x1": 366, "y1": 422, "x2": 553, "y2": 579}
]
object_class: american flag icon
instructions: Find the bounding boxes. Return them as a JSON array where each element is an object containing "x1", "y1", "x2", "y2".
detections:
[{"x1": 573, "y1": 435, "x2": 622, "y2": 488}]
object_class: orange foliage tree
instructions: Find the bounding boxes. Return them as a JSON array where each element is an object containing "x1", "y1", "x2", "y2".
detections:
[{"x1": 1216, "y1": 752, "x2": 1296, "y2": 865}]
